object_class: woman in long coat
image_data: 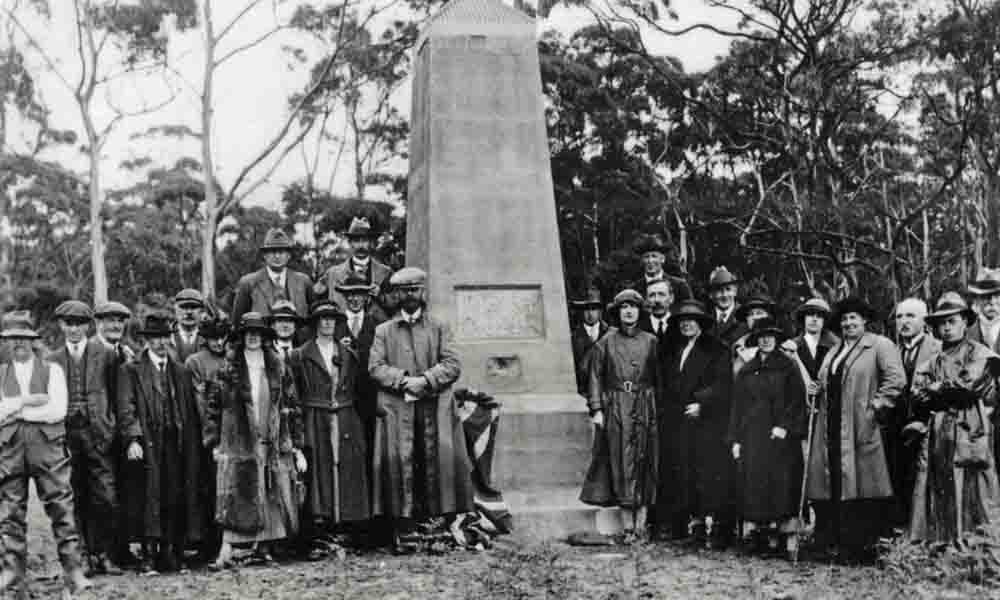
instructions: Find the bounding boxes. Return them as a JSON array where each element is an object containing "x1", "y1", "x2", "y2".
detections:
[
  {"x1": 207, "y1": 312, "x2": 305, "y2": 566},
  {"x1": 288, "y1": 300, "x2": 370, "y2": 543},
  {"x1": 729, "y1": 317, "x2": 807, "y2": 557},
  {"x1": 580, "y1": 289, "x2": 659, "y2": 537},
  {"x1": 807, "y1": 297, "x2": 906, "y2": 562},
  {"x1": 909, "y1": 292, "x2": 999, "y2": 544}
]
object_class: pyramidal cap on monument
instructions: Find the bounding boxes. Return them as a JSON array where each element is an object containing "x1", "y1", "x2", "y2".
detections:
[{"x1": 407, "y1": 0, "x2": 606, "y2": 538}]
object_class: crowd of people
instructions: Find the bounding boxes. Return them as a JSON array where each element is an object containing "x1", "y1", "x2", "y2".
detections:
[
  {"x1": 572, "y1": 233, "x2": 1000, "y2": 564},
  {"x1": 2, "y1": 219, "x2": 999, "y2": 596},
  {"x1": 0, "y1": 217, "x2": 484, "y2": 597}
]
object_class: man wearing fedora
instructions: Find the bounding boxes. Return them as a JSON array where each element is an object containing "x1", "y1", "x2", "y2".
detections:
[
  {"x1": 629, "y1": 234, "x2": 691, "y2": 302},
  {"x1": 707, "y1": 266, "x2": 747, "y2": 348},
  {"x1": 570, "y1": 288, "x2": 609, "y2": 397},
  {"x1": 184, "y1": 314, "x2": 231, "y2": 565},
  {"x1": 656, "y1": 300, "x2": 733, "y2": 547},
  {"x1": 336, "y1": 273, "x2": 386, "y2": 467},
  {"x1": 968, "y1": 267, "x2": 1000, "y2": 354},
  {"x1": 48, "y1": 300, "x2": 123, "y2": 576},
  {"x1": 232, "y1": 227, "x2": 315, "y2": 332},
  {"x1": 324, "y1": 217, "x2": 394, "y2": 320},
  {"x1": 0, "y1": 311, "x2": 91, "y2": 596},
  {"x1": 269, "y1": 299, "x2": 303, "y2": 357},
  {"x1": 118, "y1": 312, "x2": 205, "y2": 573},
  {"x1": 170, "y1": 289, "x2": 205, "y2": 364},
  {"x1": 369, "y1": 267, "x2": 474, "y2": 544}
]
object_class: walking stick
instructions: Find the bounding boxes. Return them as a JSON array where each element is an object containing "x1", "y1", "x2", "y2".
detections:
[{"x1": 795, "y1": 392, "x2": 817, "y2": 563}]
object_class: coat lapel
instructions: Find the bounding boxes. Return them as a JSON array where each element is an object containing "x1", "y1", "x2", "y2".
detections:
[
  {"x1": 303, "y1": 340, "x2": 331, "y2": 374},
  {"x1": 84, "y1": 339, "x2": 104, "y2": 393},
  {"x1": 841, "y1": 334, "x2": 874, "y2": 379},
  {"x1": 137, "y1": 354, "x2": 157, "y2": 412}
]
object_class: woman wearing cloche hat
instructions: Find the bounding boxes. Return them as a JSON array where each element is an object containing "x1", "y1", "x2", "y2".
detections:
[{"x1": 580, "y1": 289, "x2": 659, "y2": 540}]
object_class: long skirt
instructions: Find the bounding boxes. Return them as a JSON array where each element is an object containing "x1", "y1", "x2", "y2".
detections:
[
  {"x1": 580, "y1": 388, "x2": 658, "y2": 509},
  {"x1": 910, "y1": 409, "x2": 998, "y2": 543},
  {"x1": 223, "y1": 442, "x2": 297, "y2": 545}
]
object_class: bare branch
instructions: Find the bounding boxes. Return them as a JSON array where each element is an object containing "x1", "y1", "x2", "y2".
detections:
[
  {"x1": 215, "y1": 0, "x2": 267, "y2": 43},
  {"x1": 214, "y1": 24, "x2": 286, "y2": 67}
]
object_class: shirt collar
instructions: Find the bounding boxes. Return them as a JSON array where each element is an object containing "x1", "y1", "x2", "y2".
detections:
[
  {"x1": 148, "y1": 351, "x2": 167, "y2": 370},
  {"x1": 345, "y1": 309, "x2": 365, "y2": 320},
  {"x1": 401, "y1": 308, "x2": 423, "y2": 324},
  {"x1": 268, "y1": 267, "x2": 286, "y2": 286},
  {"x1": 644, "y1": 272, "x2": 664, "y2": 283},
  {"x1": 903, "y1": 332, "x2": 925, "y2": 350},
  {"x1": 352, "y1": 257, "x2": 371, "y2": 270},
  {"x1": 67, "y1": 341, "x2": 85, "y2": 356},
  {"x1": 716, "y1": 306, "x2": 733, "y2": 321}
]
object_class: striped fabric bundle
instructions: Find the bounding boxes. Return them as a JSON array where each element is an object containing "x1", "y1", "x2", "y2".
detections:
[{"x1": 455, "y1": 388, "x2": 513, "y2": 537}]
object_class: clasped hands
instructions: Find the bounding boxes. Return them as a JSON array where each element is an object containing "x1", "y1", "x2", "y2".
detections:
[{"x1": 402, "y1": 376, "x2": 430, "y2": 400}]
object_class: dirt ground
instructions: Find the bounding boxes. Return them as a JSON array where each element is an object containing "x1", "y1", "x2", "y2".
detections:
[{"x1": 15, "y1": 491, "x2": 996, "y2": 600}]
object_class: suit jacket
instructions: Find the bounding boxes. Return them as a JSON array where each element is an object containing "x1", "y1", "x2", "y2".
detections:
[
  {"x1": 335, "y1": 311, "x2": 383, "y2": 421},
  {"x1": 47, "y1": 339, "x2": 116, "y2": 450},
  {"x1": 570, "y1": 321, "x2": 609, "y2": 396},
  {"x1": 968, "y1": 319, "x2": 1000, "y2": 355},
  {"x1": 709, "y1": 304, "x2": 747, "y2": 348},
  {"x1": 232, "y1": 267, "x2": 314, "y2": 326},
  {"x1": 325, "y1": 258, "x2": 393, "y2": 318},
  {"x1": 169, "y1": 330, "x2": 203, "y2": 365}
]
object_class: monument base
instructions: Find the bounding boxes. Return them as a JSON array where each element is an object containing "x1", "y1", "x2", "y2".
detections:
[{"x1": 494, "y1": 393, "x2": 623, "y2": 541}]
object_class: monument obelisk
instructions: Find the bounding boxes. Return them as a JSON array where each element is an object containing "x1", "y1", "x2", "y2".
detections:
[{"x1": 407, "y1": 0, "x2": 595, "y2": 536}]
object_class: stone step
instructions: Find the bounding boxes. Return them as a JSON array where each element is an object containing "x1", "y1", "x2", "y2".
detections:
[{"x1": 503, "y1": 486, "x2": 622, "y2": 542}]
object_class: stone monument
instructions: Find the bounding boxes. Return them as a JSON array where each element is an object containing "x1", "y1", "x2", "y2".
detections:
[{"x1": 406, "y1": 0, "x2": 600, "y2": 537}]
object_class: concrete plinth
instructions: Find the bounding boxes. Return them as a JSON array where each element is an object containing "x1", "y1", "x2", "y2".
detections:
[{"x1": 406, "y1": 0, "x2": 601, "y2": 538}]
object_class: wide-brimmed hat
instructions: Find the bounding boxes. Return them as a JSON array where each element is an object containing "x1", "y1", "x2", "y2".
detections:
[
  {"x1": 173, "y1": 288, "x2": 205, "y2": 308},
  {"x1": 734, "y1": 294, "x2": 778, "y2": 323},
  {"x1": 926, "y1": 291, "x2": 977, "y2": 326},
  {"x1": 309, "y1": 299, "x2": 346, "y2": 322},
  {"x1": 794, "y1": 297, "x2": 831, "y2": 320},
  {"x1": 236, "y1": 312, "x2": 274, "y2": 337},
  {"x1": 632, "y1": 234, "x2": 670, "y2": 256},
  {"x1": 746, "y1": 317, "x2": 786, "y2": 346},
  {"x1": 389, "y1": 267, "x2": 427, "y2": 288},
  {"x1": 968, "y1": 267, "x2": 1000, "y2": 296},
  {"x1": 570, "y1": 288, "x2": 603, "y2": 310},
  {"x1": 345, "y1": 217, "x2": 377, "y2": 239},
  {"x1": 200, "y1": 315, "x2": 231, "y2": 340},
  {"x1": 831, "y1": 296, "x2": 877, "y2": 324},
  {"x1": 707, "y1": 266, "x2": 740, "y2": 290},
  {"x1": 1, "y1": 310, "x2": 40, "y2": 339},
  {"x1": 137, "y1": 312, "x2": 174, "y2": 337},
  {"x1": 267, "y1": 300, "x2": 302, "y2": 323},
  {"x1": 260, "y1": 228, "x2": 296, "y2": 252},
  {"x1": 54, "y1": 300, "x2": 93, "y2": 322},
  {"x1": 335, "y1": 273, "x2": 376, "y2": 295},
  {"x1": 669, "y1": 300, "x2": 715, "y2": 328},
  {"x1": 94, "y1": 301, "x2": 132, "y2": 319},
  {"x1": 611, "y1": 289, "x2": 644, "y2": 309}
]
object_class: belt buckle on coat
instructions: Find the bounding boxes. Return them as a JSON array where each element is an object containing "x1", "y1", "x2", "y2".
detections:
[{"x1": 623, "y1": 381, "x2": 633, "y2": 393}]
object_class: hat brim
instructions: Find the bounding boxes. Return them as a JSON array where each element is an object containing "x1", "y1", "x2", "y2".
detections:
[
  {"x1": 926, "y1": 307, "x2": 977, "y2": 326},
  {"x1": 746, "y1": 327, "x2": 785, "y2": 345},
  {"x1": 260, "y1": 244, "x2": 296, "y2": 253},
  {"x1": 345, "y1": 231, "x2": 377, "y2": 239},
  {"x1": 234, "y1": 325, "x2": 276, "y2": 338},
  {"x1": 1, "y1": 329, "x2": 40, "y2": 339},
  {"x1": 734, "y1": 302, "x2": 776, "y2": 322},
  {"x1": 266, "y1": 313, "x2": 303, "y2": 324},
  {"x1": 707, "y1": 278, "x2": 741, "y2": 290},
  {"x1": 968, "y1": 283, "x2": 1000, "y2": 296},
  {"x1": 95, "y1": 311, "x2": 132, "y2": 319},
  {"x1": 570, "y1": 301, "x2": 603, "y2": 310},
  {"x1": 335, "y1": 285, "x2": 374, "y2": 294},
  {"x1": 669, "y1": 313, "x2": 714, "y2": 328},
  {"x1": 310, "y1": 309, "x2": 346, "y2": 321},
  {"x1": 138, "y1": 328, "x2": 173, "y2": 337}
]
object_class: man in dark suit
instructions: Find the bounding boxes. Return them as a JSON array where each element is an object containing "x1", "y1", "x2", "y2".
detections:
[
  {"x1": 232, "y1": 228, "x2": 315, "y2": 332},
  {"x1": 638, "y1": 279, "x2": 685, "y2": 359},
  {"x1": 569, "y1": 289, "x2": 609, "y2": 397},
  {"x1": 968, "y1": 268, "x2": 1000, "y2": 354},
  {"x1": 629, "y1": 234, "x2": 691, "y2": 301},
  {"x1": 170, "y1": 289, "x2": 204, "y2": 364},
  {"x1": 707, "y1": 266, "x2": 747, "y2": 348},
  {"x1": 49, "y1": 300, "x2": 123, "y2": 575},
  {"x1": 657, "y1": 300, "x2": 733, "y2": 547},
  {"x1": 324, "y1": 217, "x2": 394, "y2": 320},
  {"x1": 334, "y1": 273, "x2": 385, "y2": 469}
]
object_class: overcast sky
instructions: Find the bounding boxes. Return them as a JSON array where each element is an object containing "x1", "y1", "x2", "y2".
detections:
[{"x1": 4, "y1": 0, "x2": 744, "y2": 210}]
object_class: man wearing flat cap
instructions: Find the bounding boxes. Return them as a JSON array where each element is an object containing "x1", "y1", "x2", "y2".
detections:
[
  {"x1": 170, "y1": 289, "x2": 205, "y2": 364},
  {"x1": 369, "y1": 267, "x2": 474, "y2": 544},
  {"x1": 232, "y1": 227, "x2": 315, "y2": 331},
  {"x1": 324, "y1": 217, "x2": 394, "y2": 320},
  {"x1": 93, "y1": 302, "x2": 135, "y2": 363},
  {"x1": 629, "y1": 234, "x2": 692, "y2": 302},
  {"x1": 0, "y1": 311, "x2": 91, "y2": 596},
  {"x1": 48, "y1": 300, "x2": 123, "y2": 576}
]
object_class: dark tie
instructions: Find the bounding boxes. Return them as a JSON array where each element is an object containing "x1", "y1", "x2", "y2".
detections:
[{"x1": 657, "y1": 321, "x2": 664, "y2": 337}]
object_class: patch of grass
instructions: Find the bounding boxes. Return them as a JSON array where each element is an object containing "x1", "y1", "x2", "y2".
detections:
[
  {"x1": 880, "y1": 524, "x2": 1000, "y2": 589},
  {"x1": 481, "y1": 543, "x2": 581, "y2": 599}
]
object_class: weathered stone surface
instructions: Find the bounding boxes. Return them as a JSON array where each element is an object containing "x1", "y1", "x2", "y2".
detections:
[{"x1": 407, "y1": 0, "x2": 592, "y2": 538}]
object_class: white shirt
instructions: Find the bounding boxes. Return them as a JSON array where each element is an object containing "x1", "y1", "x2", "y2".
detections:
[
  {"x1": 345, "y1": 310, "x2": 365, "y2": 336},
  {"x1": 316, "y1": 339, "x2": 337, "y2": 373},
  {"x1": 680, "y1": 334, "x2": 699, "y2": 370},
  {"x1": 649, "y1": 314, "x2": 670, "y2": 336},
  {"x1": 401, "y1": 308, "x2": 423, "y2": 324},
  {"x1": 148, "y1": 351, "x2": 168, "y2": 372},
  {"x1": 716, "y1": 307, "x2": 734, "y2": 324},
  {"x1": 5, "y1": 359, "x2": 68, "y2": 423},
  {"x1": 66, "y1": 341, "x2": 86, "y2": 361},
  {"x1": 351, "y1": 257, "x2": 371, "y2": 272},
  {"x1": 244, "y1": 349, "x2": 266, "y2": 420},
  {"x1": 268, "y1": 268, "x2": 286, "y2": 290},
  {"x1": 983, "y1": 318, "x2": 1000, "y2": 349},
  {"x1": 274, "y1": 340, "x2": 294, "y2": 356},
  {"x1": 178, "y1": 328, "x2": 199, "y2": 347},
  {"x1": 803, "y1": 332, "x2": 820, "y2": 358},
  {"x1": 583, "y1": 322, "x2": 602, "y2": 342}
]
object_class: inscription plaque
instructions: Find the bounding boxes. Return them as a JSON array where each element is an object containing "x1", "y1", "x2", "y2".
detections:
[{"x1": 455, "y1": 285, "x2": 544, "y2": 339}]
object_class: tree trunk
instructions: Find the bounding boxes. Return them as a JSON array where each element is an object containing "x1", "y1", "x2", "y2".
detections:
[
  {"x1": 82, "y1": 111, "x2": 108, "y2": 303},
  {"x1": 201, "y1": 0, "x2": 218, "y2": 301},
  {"x1": 922, "y1": 209, "x2": 931, "y2": 299}
]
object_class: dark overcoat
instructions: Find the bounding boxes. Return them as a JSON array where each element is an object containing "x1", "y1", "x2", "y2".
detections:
[
  {"x1": 571, "y1": 321, "x2": 609, "y2": 396},
  {"x1": 232, "y1": 267, "x2": 315, "y2": 343},
  {"x1": 729, "y1": 351, "x2": 807, "y2": 522},
  {"x1": 205, "y1": 350, "x2": 302, "y2": 535},
  {"x1": 792, "y1": 330, "x2": 840, "y2": 382},
  {"x1": 710, "y1": 306, "x2": 748, "y2": 349},
  {"x1": 289, "y1": 338, "x2": 370, "y2": 523},
  {"x1": 657, "y1": 333, "x2": 732, "y2": 517},
  {"x1": 116, "y1": 352, "x2": 205, "y2": 542},
  {"x1": 369, "y1": 312, "x2": 474, "y2": 518}
]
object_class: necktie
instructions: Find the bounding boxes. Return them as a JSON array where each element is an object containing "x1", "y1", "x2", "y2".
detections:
[
  {"x1": 350, "y1": 316, "x2": 361, "y2": 337},
  {"x1": 657, "y1": 321, "x2": 664, "y2": 337}
]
